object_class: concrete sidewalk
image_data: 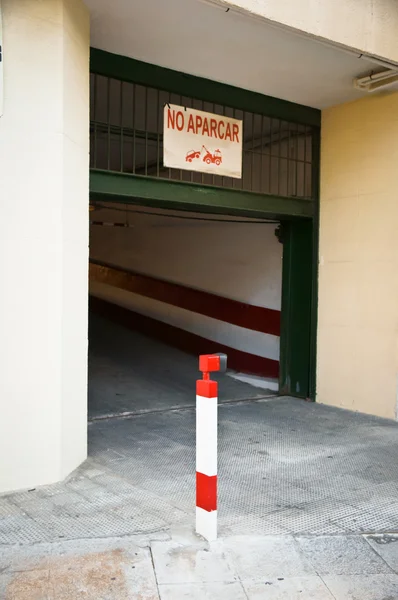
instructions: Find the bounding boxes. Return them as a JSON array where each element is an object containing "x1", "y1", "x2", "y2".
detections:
[{"x1": 1, "y1": 527, "x2": 398, "y2": 599}]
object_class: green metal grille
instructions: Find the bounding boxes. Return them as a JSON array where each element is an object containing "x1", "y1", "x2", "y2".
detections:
[{"x1": 90, "y1": 73, "x2": 314, "y2": 200}]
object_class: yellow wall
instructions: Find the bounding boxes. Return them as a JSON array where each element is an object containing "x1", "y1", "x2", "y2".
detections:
[{"x1": 318, "y1": 91, "x2": 398, "y2": 419}]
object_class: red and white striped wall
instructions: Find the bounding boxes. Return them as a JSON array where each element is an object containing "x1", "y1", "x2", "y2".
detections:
[{"x1": 89, "y1": 205, "x2": 282, "y2": 378}]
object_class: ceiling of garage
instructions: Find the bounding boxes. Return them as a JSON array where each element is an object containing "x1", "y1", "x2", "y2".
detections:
[{"x1": 85, "y1": 0, "x2": 379, "y2": 109}]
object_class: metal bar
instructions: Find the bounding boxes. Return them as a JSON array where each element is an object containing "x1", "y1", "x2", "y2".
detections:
[
  {"x1": 268, "y1": 118, "x2": 272, "y2": 194},
  {"x1": 190, "y1": 97, "x2": 194, "y2": 183},
  {"x1": 303, "y1": 126, "x2": 307, "y2": 198},
  {"x1": 93, "y1": 74, "x2": 98, "y2": 169},
  {"x1": 221, "y1": 105, "x2": 226, "y2": 188},
  {"x1": 305, "y1": 125, "x2": 311, "y2": 164},
  {"x1": 90, "y1": 121, "x2": 158, "y2": 141},
  {"x1": 287, "y1": 123, "x2": 291, "y2": 197},
  {"x1": 120, "y1": 81, "x2": 124, "y2": 172},
  {"x1": 107, "y1": 77, "x2": 111, "y2": 170},
  {"x1": 133, "y1": 84, "x2": 136, "y2": 174},
  {"x1": 168, "y1": 92, "x2": 172, "y2": 180},
  {"x1": 295, "y1": 123, "x2": 299, "y2": 196},
  {"x1": 201, "y1": 100, "x2": 205, "y2": 185},
  {"x1": 180, "y1": 95, "x2": 183, "y2": 181},
  {"x1": 251, "y1": 112, "x2": 254, "y2": 192},
  {"x1": 239, "y1": 110, "x2": 244, "y2": 190},
  {"x1": 156, "y1": 89, "x2": 160, "y2": 178},
  {"x1": 277, "y1": 119, "x2": 281, "y2": 196},
  {"x1": 212, "y1": 102, "x2": 216, "y2": 187},
  {"x1": 259, "y1": 115, "x2": 263, "y2": 193},
  {"x1": 145, "y1": 87, "x2": 148, "y2": 176},
  {"x1": 243, "y1": 111, "x2": 247, "y2": 190},
  {"x1": 232, "y1": 108, "x2": 236, "y2": 190}
]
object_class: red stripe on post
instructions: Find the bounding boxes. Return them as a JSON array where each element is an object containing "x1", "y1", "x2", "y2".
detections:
[
  {"x1": 196, "y1": 472, "x2": 217, "y2": 512},
  {"x1": 196, "y1": 379, "x2": 218, "y2": 398}
]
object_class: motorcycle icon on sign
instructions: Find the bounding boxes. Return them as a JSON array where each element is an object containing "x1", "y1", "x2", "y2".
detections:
[{"x1": 185, "y1": 145, "x2": 222, "y2": 166}]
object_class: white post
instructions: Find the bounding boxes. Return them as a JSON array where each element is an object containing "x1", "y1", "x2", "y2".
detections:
[
  {"x1": 195, "y1": 353, "x2": 226, "y2": 541},
  {"x1": 196, "y1": 372, "x2": 218, "y2": 541}
]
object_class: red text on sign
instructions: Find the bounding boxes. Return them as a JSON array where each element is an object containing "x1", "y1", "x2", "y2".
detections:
[{"x1": 167, "y1": 109, "x2": 240, "y2": 143}]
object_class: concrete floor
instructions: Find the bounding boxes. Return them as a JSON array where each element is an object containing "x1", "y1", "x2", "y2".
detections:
[
  {"x1": 2, "y1": 315, "x2": 398, "y2": 597},
  {"x1": 88, "y1": 313, "x2": 268, "y2": 419},
  {"x1": 88, "y1": 397, "x2": 398, "y2": 537},
  {"x1": 3, "y1": 393, "x2": 398, "y2": 544}
]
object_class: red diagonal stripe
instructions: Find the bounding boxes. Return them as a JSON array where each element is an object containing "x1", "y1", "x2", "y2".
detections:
[
  {"x1": 89, "y1": 297, "x2": 279, "y2": 378},
  {"x1": 89, "y1": 260, "x2": 281, "y2": 336}
]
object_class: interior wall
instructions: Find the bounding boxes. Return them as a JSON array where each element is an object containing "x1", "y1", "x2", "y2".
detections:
[
  {"x1": 318, "y1": 91, "x2": 398, "y2": 419},
  {"x1": 90, "y1": 206, "x2": 282, "y2": 365}
]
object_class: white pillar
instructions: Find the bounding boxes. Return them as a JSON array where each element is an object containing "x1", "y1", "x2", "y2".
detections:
[{"x1": 0, "y1": 0, "x2": 90, "y2": 493}]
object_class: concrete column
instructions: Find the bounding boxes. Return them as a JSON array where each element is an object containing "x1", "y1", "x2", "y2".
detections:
[
  {"x1": 0, "y1": 0, "x2": 89, "y2": 492},
  {"x1": 318, "y1": 91, "x2": 398, "y2": 419}
]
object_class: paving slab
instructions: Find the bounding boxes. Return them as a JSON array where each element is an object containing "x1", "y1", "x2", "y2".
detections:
[
  {"x1": 150, "y1": 539, "x2": 237, "y2": 584},
  {"x1": 158, "y1": 581, "x2": 247, "y2": 599},
  {"x1": 223, "y1": 535, "x2": 315, "y2": 579},
  {"x1": 0, "y1": 538, "x2": 159, "y2": 600},
  {"x1": 242, "y1": 576, "x2": 335, "y2": 599},
  {"x1": 366, "y1": 534, "x2": 398, "y2": 573},
  {"x1": 296, "y1": 535, "x2": 392, "y2": 576},
  {"x1": 0, "y1": 542, "x2": 52, "y2": 573},
  {"x1": 323, "y1": 574, "x2": 398, "y2": 600},
  {"x1": 2, "y1": 533, "x2": 398, "y2": 599}
]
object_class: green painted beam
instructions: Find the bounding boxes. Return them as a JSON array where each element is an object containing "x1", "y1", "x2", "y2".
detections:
[
  {"x1": 90, "y1": 48, "x2": 321, "y2": 128},
  {"x1": 90, "y1": 170, "x2": 314, "y2": 220}
]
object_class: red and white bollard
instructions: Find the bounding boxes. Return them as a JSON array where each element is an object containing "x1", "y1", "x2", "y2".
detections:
[{"x1": 196, "y1": 353, "x2": 227, "y2": 541}]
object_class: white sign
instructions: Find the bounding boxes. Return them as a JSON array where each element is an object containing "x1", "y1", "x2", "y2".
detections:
[
  {"x1": 0, "y1": 0, "x2": 3, "y2": 117},
  {"x1": 163, "y1": 104, "x2": 243, "y2": 179}
]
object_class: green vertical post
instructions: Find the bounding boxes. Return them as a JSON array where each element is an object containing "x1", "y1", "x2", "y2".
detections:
[
  {"x1": 308, "y1": 128, "x2": 321, "y2": 400},
  {"x1": 279, "y1": 219, "x2": 314, "y2": 398}
]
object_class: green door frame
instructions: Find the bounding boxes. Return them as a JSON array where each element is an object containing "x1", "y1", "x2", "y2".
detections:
[
  {"x1": 89, "y1": 48, "x2": 321, "y2": 401},
  {"x1": 279, "y1": 130, "x2": 320, "y2": 400},
  {"x1": 279, "y1": 219, "x2": 314, "y2": 398}
]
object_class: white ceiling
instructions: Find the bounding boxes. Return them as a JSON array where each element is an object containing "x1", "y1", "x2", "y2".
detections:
[{"x1": 86, "y1": 0, "x2": 378, "y2": 109}]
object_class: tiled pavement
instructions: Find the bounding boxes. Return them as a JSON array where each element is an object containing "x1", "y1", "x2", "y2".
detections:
[{"x1": 1, "y1": 530, "x2": 398, "y2": 599}]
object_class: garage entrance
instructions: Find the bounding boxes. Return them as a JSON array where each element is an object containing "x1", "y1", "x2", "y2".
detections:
[
  {"x1": 88, "y1": 203, "x2": 284, "y2": 420},
  {"x1": 88, "y1": 49, "x2": 319, "y2": 410},
  {"x1": 86, "y1": 50, "x2": 319, "y2": 529}
]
